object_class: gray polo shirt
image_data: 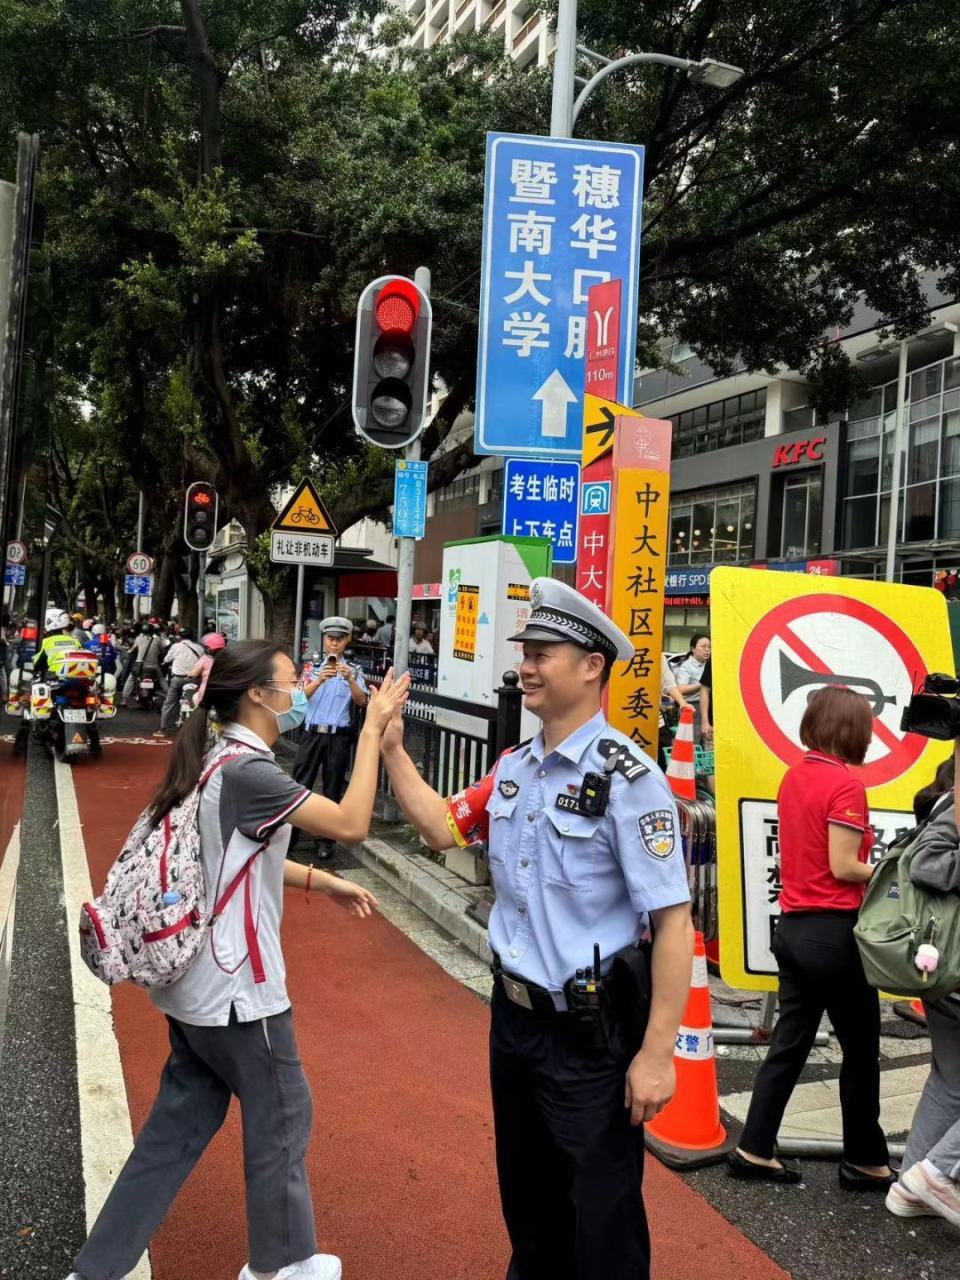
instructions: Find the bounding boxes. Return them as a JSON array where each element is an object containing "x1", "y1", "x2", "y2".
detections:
[{"x1": 151, "y1": 723, "x2": 310, "y2": 1026}]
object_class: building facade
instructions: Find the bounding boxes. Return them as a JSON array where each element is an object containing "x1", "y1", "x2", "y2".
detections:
[{"x1": 399, "y1": 0, "x2": 553, "y2": 69}]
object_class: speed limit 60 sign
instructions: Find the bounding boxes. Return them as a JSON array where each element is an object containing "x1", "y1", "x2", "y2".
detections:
[
  {"x1": 6, "y1": 541, "x2": 27, "y2": 565},
  {"x1": 126, "y1": 551, "x2": 154, "y2": 576}
]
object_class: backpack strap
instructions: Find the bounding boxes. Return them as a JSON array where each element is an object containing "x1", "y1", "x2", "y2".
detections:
[
  {"x1": 198, "y1": 748, "x2": 255, "y2": 790},
  {"x1": 211, "y1": 846, "x2": 268, "y2": 984}
]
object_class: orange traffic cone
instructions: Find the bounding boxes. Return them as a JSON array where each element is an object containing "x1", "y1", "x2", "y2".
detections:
[
  {"x1": 645, "y1": 931, "x2": 736, "y2": 1169},
  {"x1": 666, "y1": 705, "x2": 697, "y2": 801}
]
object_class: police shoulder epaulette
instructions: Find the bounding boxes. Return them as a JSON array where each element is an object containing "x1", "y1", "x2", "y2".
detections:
[
  {"x1": 510, "y1": 738, "x2": 533, "y2": 759},
  {"x1": 597, "y1": 739, "x2": 650, "y2": 782}
]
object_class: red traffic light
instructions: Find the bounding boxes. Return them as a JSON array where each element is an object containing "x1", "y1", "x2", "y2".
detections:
[
  {"x1": 374, "y1": 279, "x2": 421, "y2": 335},
  {"x1": 193, "y1": 490, "x2": 213, "y2": 506}
]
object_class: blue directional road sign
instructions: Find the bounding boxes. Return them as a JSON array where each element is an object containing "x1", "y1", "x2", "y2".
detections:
[
  {"x1": 124, "y1": 574, "x2": 153, "y2": 596},
  {"x1": 475, "y1": 132, "x2": 644, "y2": 459},
  {"x1": 393, "y1": 459, "x2": 429, "y2": 539},
  {"x1": 4, "y1": 563, "x2": 26, "y2": 587},
  {"x1": 502, "y1": 459, "x2": 580, "y2": 564}
]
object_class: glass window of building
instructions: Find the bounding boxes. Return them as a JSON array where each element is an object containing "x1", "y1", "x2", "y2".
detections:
[
  {"x1": 841, "y1": 354, "x2": 960, "y2": 550},
  {"x1": 780, "y1": 471, "x2": 822, "y2": 558},
  {"x1": 669, "y1": 481, "x2": 756, "y2": 565},
  {"x1": 670, "y1": 390, "x2": 766, "y2": 458}
]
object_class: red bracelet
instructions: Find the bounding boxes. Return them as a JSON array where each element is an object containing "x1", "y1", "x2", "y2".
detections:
[{"x1": 305, "y1": 867, "x2": 313, "y2": 903}]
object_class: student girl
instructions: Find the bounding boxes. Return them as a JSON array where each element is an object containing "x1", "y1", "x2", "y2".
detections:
[{"x1": 68, "y1": 640, "x2": 409, "y2": 1280}]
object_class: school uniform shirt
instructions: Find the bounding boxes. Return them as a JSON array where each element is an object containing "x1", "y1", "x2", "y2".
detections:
[
  {"x1": 150, "y1": 723, "x2": 311, "y2": 1026},
  {"x1": 776, "y1": 751, "x2": 874, "y2": 914},
  {"x1": 444, "y1": 710, "x2": 690, "y2": 998}
]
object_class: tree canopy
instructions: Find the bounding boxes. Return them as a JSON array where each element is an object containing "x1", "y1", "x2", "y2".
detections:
[{"x1": 1, "y1": 0, "x2": 958, "y2": 626}]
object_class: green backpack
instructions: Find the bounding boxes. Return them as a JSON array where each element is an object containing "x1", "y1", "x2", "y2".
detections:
[{"x1": 854, "y1": 820, "x2": 960, "y2": 1003}]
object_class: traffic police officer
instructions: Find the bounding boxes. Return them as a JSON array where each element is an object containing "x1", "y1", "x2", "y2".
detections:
[
  {"x1": 381, "y1": 578, "x2": 694, "y2": 1280},
  {"x1": 291, "y1": 615, "x2": 368, "y2": 861}
]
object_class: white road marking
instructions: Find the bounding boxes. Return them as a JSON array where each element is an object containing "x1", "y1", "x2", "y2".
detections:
[
  {"x1": 54, "y1": 759, "x2": 152, "y2": 1279},
  {"x1": 0, "y1": 822, "x2": 21, "y2": 1055}
]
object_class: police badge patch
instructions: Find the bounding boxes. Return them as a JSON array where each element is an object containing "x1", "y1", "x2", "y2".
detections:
[
  {"x1": 638, "y1": 810, "x2": 676, "y2": 859},
  {"x1": 498, "y1": 779, "x2": 520, "y2": 798}
]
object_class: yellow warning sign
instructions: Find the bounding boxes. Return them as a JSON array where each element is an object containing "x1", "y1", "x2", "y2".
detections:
[
  {"x1": 272, "y1": 479, "x2": 337, "y2": 536},
  {"x1": 712, "y1": 567, "x2": 953, "y2": 991},
  {"x1": 582, "y1": 393, "x2": 643, "y2": 468},
  {"x1": 506, "y1": 583, "x2": 530, "y2": 601},
  {"x1": 453, "y1": 585, "x2": 479, "y2": 662}
]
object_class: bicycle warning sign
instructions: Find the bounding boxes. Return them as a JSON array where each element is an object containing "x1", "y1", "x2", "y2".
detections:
[{"x1": 272, "y1": 479, "x2": 337, "y2": 536}]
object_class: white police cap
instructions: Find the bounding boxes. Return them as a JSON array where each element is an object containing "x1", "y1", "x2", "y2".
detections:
[
  {"x1": 508, "y1": 577, "x2": 633, "y2": 662},
  {"x1": 319, "y1": 615, "x2": 353, "y2": 638}
]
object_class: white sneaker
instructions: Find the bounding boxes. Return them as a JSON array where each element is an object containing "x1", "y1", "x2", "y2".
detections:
[
  {"x1": 886, "y1": 1180, "x2": 937, "y2": 1218},
  {"x1": 238, "y1": 1255, "x2": 342, "y2": 1280},
  {"x1": 901, "y1": 1160, "x2": 960, "y2": 1228}
]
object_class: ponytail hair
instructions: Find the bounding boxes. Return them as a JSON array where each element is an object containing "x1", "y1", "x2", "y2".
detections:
[{"x1": 148, "y1": 639, "x2": 283, "y2": 824}]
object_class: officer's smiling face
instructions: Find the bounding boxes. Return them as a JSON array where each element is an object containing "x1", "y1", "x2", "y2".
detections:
[{"x1": 519, "y1": 641, "x2": 603, "y2": 719}]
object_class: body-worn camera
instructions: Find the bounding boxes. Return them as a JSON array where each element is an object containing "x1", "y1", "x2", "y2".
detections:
[{"x1": 901, "y1": 673, "x2": 960, "y2": 740}]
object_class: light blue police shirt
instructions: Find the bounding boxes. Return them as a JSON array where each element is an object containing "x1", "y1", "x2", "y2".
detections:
[
  {"x1": 305, "y1": 660, "x2": 367, "y2": 730},
  {"x1": 486, "y1": 710, "x2": 690, "y2": 997}
]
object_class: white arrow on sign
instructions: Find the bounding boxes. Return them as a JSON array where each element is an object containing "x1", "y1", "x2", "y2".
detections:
[{"x1": 533, "y1": 370, "x2": 577, "y2": 439}]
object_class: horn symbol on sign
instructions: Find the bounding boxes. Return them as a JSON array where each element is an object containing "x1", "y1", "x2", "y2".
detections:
[{"x1": 778, "y1": 650, "x2": 897, "y2": 717}]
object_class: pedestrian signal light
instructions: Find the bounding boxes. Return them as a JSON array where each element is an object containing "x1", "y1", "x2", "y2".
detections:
[
  {"x1": 352, "y1": 275, "x2": 432, "y2": 449},
  {"x1": 184, "y1": 481, "x2": 219, "y2": 552}
]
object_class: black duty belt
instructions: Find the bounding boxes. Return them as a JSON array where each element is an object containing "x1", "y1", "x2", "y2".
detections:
[
  {"x1": 305, "y1": 723, "x2": 353, "y2": 736},
  {"x1": 491, "y1": 954, "x2": 573, "y2": 1015}
]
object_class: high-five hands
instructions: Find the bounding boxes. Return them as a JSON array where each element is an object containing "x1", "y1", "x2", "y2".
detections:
[{"x1": 364, "y1": 667, "x2": 410, "y2": 735}]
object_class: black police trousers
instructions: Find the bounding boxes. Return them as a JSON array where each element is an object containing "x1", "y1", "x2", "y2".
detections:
[
  {"x1": 290, "y1": 729, "x2": 352, "y2": 843},
  {"x1": 489, "y1": 985, "x2": 650, "y2": 1280},
  {"x1": 740, "y1": 910, "x2": 889, "y2": 1166}
]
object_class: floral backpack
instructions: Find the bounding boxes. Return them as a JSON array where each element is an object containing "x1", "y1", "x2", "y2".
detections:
[{"x1": 79, "y1": 743, "x2": 263, "y2": 988}]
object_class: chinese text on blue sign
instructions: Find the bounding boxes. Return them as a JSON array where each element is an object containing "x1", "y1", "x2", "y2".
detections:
[
  {"x1": 124, "y1": 574, "x2": 153, "y2": 596},
  {"x1": 393, "y1": 459, "x2": 429, "y2": 540},
  {"x1": 4, "y1": 563, "x2": 26, "y2": 587},
  {"x1": 502, "y1": 459, "x2": 580, "y2": 565},
  {"x1": 475, "y1": 132, "x2": 644, "y2": 459}
]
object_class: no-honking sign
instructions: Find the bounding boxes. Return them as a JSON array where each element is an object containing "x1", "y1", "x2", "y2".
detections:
[
  {"x1": 739, "y1": 593, "x2": 928, "y2": 789},
  {"x1": 712, "y1": 568, "x2": 954, "y2": 991}
]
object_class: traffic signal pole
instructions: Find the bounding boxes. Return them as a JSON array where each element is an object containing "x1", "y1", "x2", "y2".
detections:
[
  {"x1": 391, "y1": 265, "x2": 431, "y2": 681},
  {"x1": 293, "y1": 562, "x2": 305, "y2": 665}
]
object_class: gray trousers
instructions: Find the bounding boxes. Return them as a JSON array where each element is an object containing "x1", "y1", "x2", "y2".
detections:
[
  {"x1": 74, "y1": 1008, "x2": 316, "y2": 1280},
  {"x1": 903, "y1": 997, "x2": 960, "y2": 1181},
  {"x1": 160, "y1": 675, "x2": 186, "y2": 733}
]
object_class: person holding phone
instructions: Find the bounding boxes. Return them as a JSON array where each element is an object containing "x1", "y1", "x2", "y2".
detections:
[{"x1": 290, "y1": 617, "x2": 368, "y2": 863}]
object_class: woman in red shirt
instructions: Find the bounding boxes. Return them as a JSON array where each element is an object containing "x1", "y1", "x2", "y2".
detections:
[{"x1": 728, "y1": 686, "x2": 893, "y2": 1189}]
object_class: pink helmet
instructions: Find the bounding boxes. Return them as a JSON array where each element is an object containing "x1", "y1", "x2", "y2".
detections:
[{"x1": 201, "y1": 632, "x2": 227, "y2": 652}]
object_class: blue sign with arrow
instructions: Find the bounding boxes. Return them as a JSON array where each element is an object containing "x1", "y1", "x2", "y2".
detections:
[
  {"x1": 474, "y1": 132, "x2": 644, "y2": 459},
  {"x1": 4, "y1": 563, "x2": 26, "y2": 588}
]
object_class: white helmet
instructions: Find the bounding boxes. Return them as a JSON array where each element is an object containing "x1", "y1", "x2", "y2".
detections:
[
  {"x1": 45, "y1": 608, "x2": 71, "y2": 632},
  {"x1": 92, "y1": 623, "x2": 106, "y2": 636}
]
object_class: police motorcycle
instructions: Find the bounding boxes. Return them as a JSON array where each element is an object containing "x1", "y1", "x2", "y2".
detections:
[{"x1": 7, "y1": 609, "x2": 118, "y2": 760}]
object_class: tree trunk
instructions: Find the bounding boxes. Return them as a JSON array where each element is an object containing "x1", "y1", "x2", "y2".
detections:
[
  {"x1": 153, "y1": 548, "x2": 178, "y2": 619},
  {"x1": 180, "y1": 0, "x2": 222, "y2": 175},
  {"x1": 263, "y1": 574, "x2": 298, "y2": 654}
]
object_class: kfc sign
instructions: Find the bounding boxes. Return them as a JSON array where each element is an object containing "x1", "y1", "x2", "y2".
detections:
[{"x1": 772, "y1": 437, "x2": 826, "y2": 468}]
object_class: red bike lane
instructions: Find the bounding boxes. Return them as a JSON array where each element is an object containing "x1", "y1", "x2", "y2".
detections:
[{"x1": 72, "y1": 743, "x2": 787, "y2": 1280}]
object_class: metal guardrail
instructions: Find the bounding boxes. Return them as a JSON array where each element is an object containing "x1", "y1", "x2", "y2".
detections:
[{"x1": 676, "y1": 795, "x2": 717, "y2": 944}]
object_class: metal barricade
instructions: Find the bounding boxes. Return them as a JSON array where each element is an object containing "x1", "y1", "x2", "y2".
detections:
[{"x1": 676, "y1": 794, "x2": 717, "y2": 945}]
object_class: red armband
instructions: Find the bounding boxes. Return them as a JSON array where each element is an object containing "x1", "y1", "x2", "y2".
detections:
[{"x1": 446, "y1": 772, "x2": 495, "y2": 848}]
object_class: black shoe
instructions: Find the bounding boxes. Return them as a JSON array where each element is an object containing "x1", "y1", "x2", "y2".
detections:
[
  {"x1": 838, "y1": 1161, "x2": 897, "y2": 1191},
  {"x1": 727, "y1": 1149, "x2": 803, "y2": 1184}
]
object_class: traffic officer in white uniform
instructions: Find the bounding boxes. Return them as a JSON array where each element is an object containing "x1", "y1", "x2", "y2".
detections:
[
  {"x1": 291, "y1": 616, "x2": 368, "y2": 862},
  {"x1": 380, "y1": 578, "x2": 694, "y2": 1280}
]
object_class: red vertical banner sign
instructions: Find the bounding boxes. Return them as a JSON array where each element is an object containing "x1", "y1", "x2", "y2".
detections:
[
  {"x1": 577, "y1": 280, "x2": 621, "y2": 607},
  {"x1": 606, "y1": 418, "x2": 673, "y2": 756}
]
